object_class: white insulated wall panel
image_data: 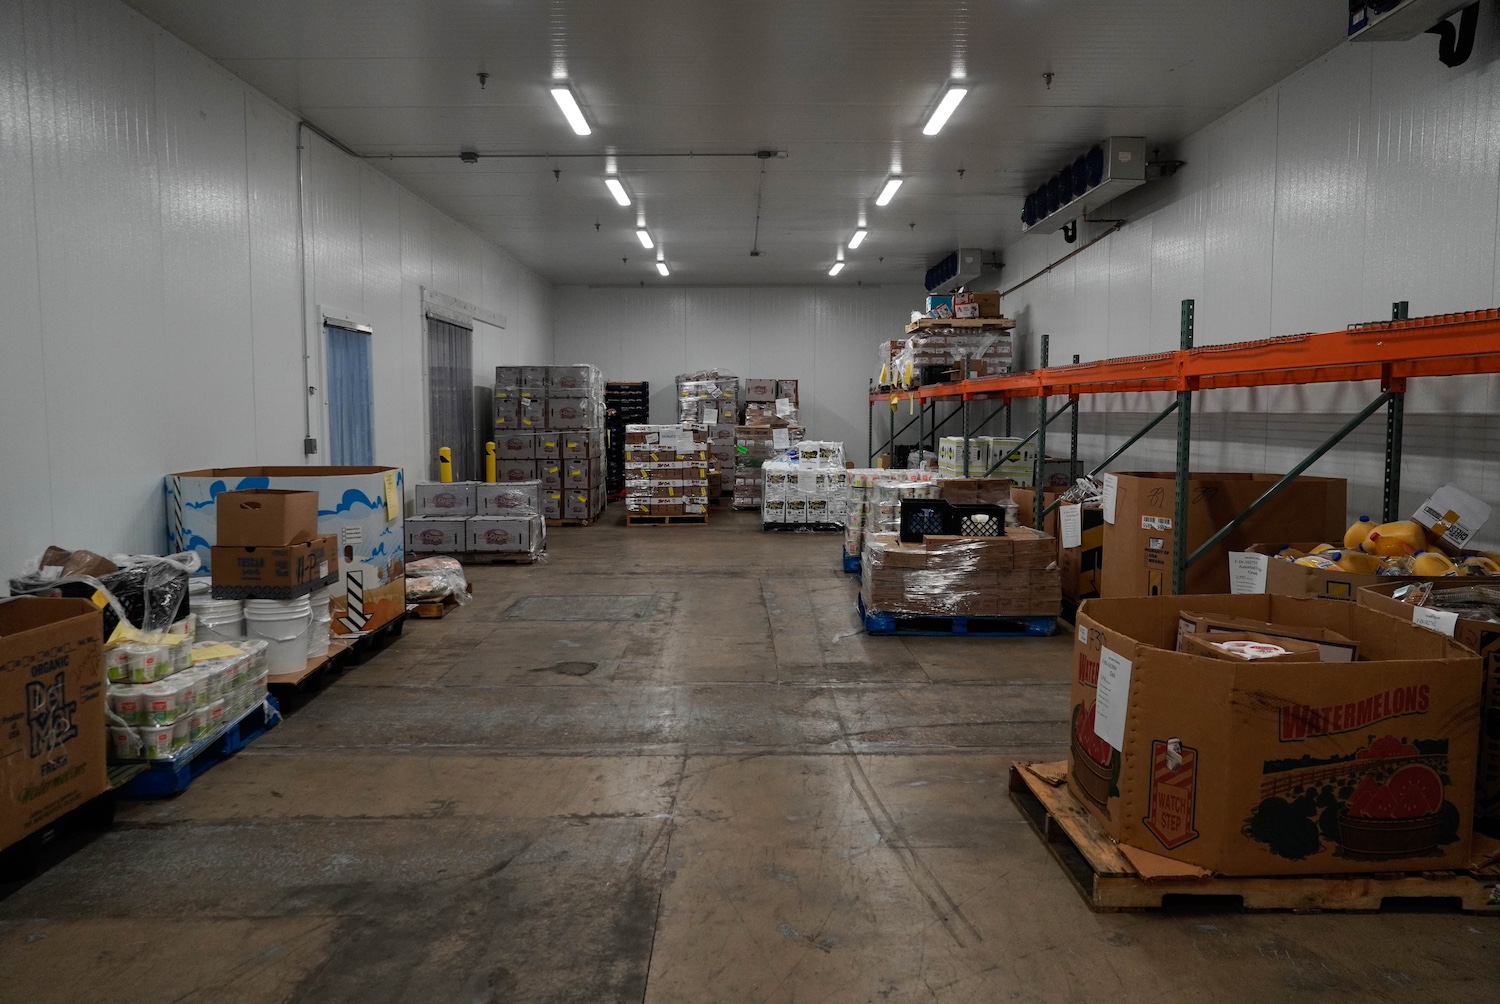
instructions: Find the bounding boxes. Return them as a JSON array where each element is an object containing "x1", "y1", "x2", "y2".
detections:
[{"x1": 0, "y1": 0, "x2": 553, "y2": 587}]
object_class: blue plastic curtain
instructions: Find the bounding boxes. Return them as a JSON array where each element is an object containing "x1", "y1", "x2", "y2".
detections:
[{"x1": 326, "y1": 324, "x2": 375, "y2": 465}]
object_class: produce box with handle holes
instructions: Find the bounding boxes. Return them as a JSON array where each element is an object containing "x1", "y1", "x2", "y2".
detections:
[{"x1": 1068, "y1": 592, "x2": 1481, "y2": 876}]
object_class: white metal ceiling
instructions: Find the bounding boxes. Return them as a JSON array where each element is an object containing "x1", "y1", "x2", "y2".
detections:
[{"x1": 125, "y1": 0, "x2": 1349, "y2": 286}]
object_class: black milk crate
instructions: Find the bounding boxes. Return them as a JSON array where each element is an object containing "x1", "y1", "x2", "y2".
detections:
[{"x1": 898, "y1": 499, "x2": 1007, "y2": 543}]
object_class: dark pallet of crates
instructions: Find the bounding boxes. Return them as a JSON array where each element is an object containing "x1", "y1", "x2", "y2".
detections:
[
  {"x1": 857, "y1": 595, "x2": 1055, "y2": 637},
  {"x1": 1009, "y1": 761, "x2": 1500, "y2": 914}
]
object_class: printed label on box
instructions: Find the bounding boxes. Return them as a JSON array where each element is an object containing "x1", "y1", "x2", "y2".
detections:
[
  {"x1": 1101, "y1": 473, "x2": 1119, "y2": 524},
  {"x1": 1093, "y1": 646, "x2": 1133, "y2": 752},
  {"x1": 1228, "y1": 552, "x2": 1269, "y2": 595},
  {"x1": 1061, "y1": 504, "x2": 1082, "y2": 549}
]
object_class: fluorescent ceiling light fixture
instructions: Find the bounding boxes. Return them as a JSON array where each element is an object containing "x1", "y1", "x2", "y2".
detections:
[
  {"x1": 656, "y1": 262, "x2": 670, "y2": 276},
  {"x1": 604, "y1": 177, "x2": 630, "y2": 206},
  {"x1": 550, "y1": 86, "x2": 591, "y2": 136},
  {"x1": 923, "y1": 86, "x2": 968, "y2": 135},
  {"x1": 636, "y1": 229, "x2": 654, "y2": 248},
  {"x1": 848, "y1": 229, "x2": 868, "y2": 249},
  {"x1": 828, "y1": 262, "x2": 845, "y2": 276},
  {"x1": 875, "y1": 177, "x2": 903, "y2": 206}
]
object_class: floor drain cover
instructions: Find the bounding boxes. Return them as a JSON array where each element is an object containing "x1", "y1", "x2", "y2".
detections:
[{"x1": 503, "y1": 594, "x2": 667, "y2": 621}]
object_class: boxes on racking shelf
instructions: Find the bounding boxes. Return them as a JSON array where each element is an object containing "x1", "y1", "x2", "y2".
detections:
[
  {"x1": 859, "y1": 526, "x2": 1061, "y2": 618},
  {"x1": 937, "y1": 437, "x2": 990, "y2": 478},
  {"x1": 1067, "y1": 592, "x2": 1482, "y2": 876}
]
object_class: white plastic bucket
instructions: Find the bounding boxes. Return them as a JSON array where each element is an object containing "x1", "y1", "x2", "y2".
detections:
[
  {"x1": 244, "y1": 596, "x2": 312, "y2": 675},
  {"x1": 307, "y1": 586, "x2": 333, "y2": 659},
  {"x1": 196, "y1": 597, "x2": 245, "y2": 642}
]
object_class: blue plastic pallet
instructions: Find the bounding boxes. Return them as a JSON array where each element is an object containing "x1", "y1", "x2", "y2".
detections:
[
  {"x1": 123, "y1": 695, "x2": 281, "y2": 799},
  {"x1": 857, "y1": 595, "x2": 1055, "y2": 638},
  {"x1": 842, "y1": 554, "x2": 861, "y2": 574}
]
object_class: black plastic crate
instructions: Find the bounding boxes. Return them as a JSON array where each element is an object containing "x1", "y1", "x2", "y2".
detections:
[{"x1": 898, "y1": 498, "x2": 1007, "y2": 543}]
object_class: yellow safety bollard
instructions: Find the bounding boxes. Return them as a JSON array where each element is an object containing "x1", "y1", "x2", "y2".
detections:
[
  {"x1": 438, "y1": 446, "x2": 453, "y2": 483},
  {"x1": 485, "y1": 441, "x2": 497, "y2": 483}
]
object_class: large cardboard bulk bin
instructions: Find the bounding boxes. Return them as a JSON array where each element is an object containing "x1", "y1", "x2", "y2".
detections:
[
  {"x1": 167, "y1": 467, "x2": 405, "y2": 636},
  {"x1": 1067, "y1": 593, "x2": 1481, "y2": 876},
  {"x1": 1100, "y1": 472, "x2": 1346, "y2": 597}
]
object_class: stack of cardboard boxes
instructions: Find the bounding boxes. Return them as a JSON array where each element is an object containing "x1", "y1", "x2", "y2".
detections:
[
  {"x1": 209, "y1": 490, "x2": 338, "y2": 600},
  {"x1": 936, "y1": 436, "x2": 1072, "y2": 488},
  {"x1": 624, "y1": 425, "x2": 712, "y2": 520},
  {"x1": 762, "y1": 441, "x2": 847, "y2": 530},
  {"x1": 733, "y1": 378, "x2": 804, "y2": 509},
  {"x1": 861, "y1": 526, "x2": 1061, "y2": 619},
  {"x1": 404, "y1": 481, "x2": 545, "y2": 558},
  {"x1": 676, "y1": 370, "x2": 742, "y2": 426},
  {"x1": 493, "y1": 364, "x2": 607, "y2": 522}
]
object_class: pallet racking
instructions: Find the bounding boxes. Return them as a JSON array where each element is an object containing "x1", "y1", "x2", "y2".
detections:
[{"x1": 869, "y1": 302, "x2": 1500, "y2": 592}]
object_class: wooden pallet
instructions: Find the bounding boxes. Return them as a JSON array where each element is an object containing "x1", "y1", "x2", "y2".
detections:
[
  {"x1": 410, "y1": 582, "x2": 473, "y2": 619},
  {"x1": 905, "y1": 316, "x2": 1016, "y2": 334},
  {"x1": 626, "y1": 513, "x2": 709, "y2": 526},
  {"x1": 268, "y1": 611, "x2": 405, "y2": 693},
  {"x1": 1009, "y1": 761, "x2": 1500, "y2": 913},
  {"x1": 461, "y1": 551, "x2": 541, "y2": 565}
]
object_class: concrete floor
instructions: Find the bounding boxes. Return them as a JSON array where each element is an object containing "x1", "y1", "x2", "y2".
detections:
[{"x1": 3, "y1": 507, "x2": 1498, "y2": 1003}]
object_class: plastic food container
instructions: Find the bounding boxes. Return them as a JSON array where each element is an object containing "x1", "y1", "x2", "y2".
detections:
[{"x1": 123, "y1": 643, "x2": 166, "y2": 684}]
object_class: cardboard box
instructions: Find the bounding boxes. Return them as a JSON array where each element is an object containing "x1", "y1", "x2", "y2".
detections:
[
  {"x1": 210, "y1": 534, "x2": 337, "y2": 599},
  {"x1": 1358, "y1": 581, "x2": 1500, "y2": 820},
  {"x1": 535, "y1": 434, "x2": 561, "y2": 459},
  {"x1": 1179, "y1": 630, "x2": 1322, "y2": 663},
  {"x1": 776, "y1": 379, "x2": 799, "y2": 404},
  {"x1": 1176, "y1": 608, "x2": 1359, "y2": 662},
  {"x1": 538, "y1": 460, "x2": 563, "y2": 489},
  {"x1": 1067, "y1": 593, "x2": 1480, "y2": 875},
  {"x1": 498, "y1": 460, "x2": 537, "y2": 483},
  {"x1": 1413, "y1": 484, "x2": 1491, "y2": 555},
  {"x1": 561, "y1": 432, "x2": 601, "y2": 458},
  {"x1": 1226, "y1": 543, "x2": 1500, "y2": 601},
  {"x1": 494, "y1": 365, "x2": 522, "y2": 389},
  {"x1": 549, "y1": 364, "x2": 599, "y2": 396},
  {"x1": 413, "y1": 481, "x2": 477, "y2": 517},
  {"x1": 215, "y1": 490, "x2": 320, "y2": 546},
  {"x1": 467, "y1": 516, "x2": 538, "y2": 553},
  {"x1": 543, "y1": 492, "x2": 562, "y2": 520},
  {"x1": 0, "y1": 598, "x2": 109, "y2": 850},
  {"x1": 548, "y1": 398, "x2": 598, "y2": 429},
  {"x1": 495, "y1": 433, "x2": 534, "y2": 460},
  {"x1": 519, "y1": 398, "x2": 546, "y2": 429},
  {"x1": 168, "y1": 466, "x2": 405, "y2": 636},
  {"x1": 476, "y1": 481, "x2": 542, "y2": 516},
  {"x1": 1060, "y1": 503, "x2": 1106, "y2": 604},
  {"x1": 744, "y1": 379, "x2": 776, "y2": 402},
  {"x1": 954, "y1": 301, "x2": 980, "y2": 319},
  {"x1": 1100, "y1": 473, "x2": 1346, "y2": 598},
  {"x1": 405, "y1": 516, "x2": 467, "y2": 553},
  {"x1": 925, "y1": 295, "x2": 954, "y2": 318},
  {"x1": 493, "y1": 402, "x2": 522, "y2": 430},
  {"x1": 520, "y1": 365, "x2": 548, "y2": 388},
  {"x1": 861, "y1": 527, "x2": 1061, "y2": 618},
  {"x1": 970, "y1": 290, "x2": 1001, "y2": 317}
]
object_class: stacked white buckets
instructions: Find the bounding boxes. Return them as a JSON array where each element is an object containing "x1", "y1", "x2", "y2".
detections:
[
  {"x1": 307, "y1": 585, "x2": 333, "y2": 659},
  {"x1": 244, "y1": 596, "x2": 312, "y2": 674}
]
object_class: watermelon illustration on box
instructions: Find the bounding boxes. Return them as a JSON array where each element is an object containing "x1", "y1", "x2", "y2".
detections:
[{"x1": 167, "y1": 467, "x2": 405, "y2": 637}]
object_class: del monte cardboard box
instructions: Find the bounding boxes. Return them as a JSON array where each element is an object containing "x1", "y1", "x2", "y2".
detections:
[{"x1": 1067, "y1": 593, "x2": 1481, "y2": 876}]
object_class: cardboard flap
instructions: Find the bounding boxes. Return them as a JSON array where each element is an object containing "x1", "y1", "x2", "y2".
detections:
[
  {"x1": 1025, "y1": 761, "x2": 1068, "y2": 787},
  {"x1": 1119, "y1": 843, "x2": 1212, "y2": 880}
]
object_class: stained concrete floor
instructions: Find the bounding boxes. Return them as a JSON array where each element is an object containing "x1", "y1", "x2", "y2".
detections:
[{"x1": 3, "y1": 507, "x2": 1498, "y2": 1003}]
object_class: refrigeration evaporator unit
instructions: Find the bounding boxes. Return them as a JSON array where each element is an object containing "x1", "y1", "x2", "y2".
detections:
[{"x1": 1020, "y1": 137, "x2": 1146, "y2": 236}]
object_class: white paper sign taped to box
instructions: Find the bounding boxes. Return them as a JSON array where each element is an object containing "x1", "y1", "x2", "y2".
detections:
[
  {"x1": 1060, "y1": 504, "x2": 1083, "y2": 549},
  {"x1": 1101, "y1": 473, "x2": 1119, "y2": 525},
  {"x1": 1229, "y1": 552, "x2": 1269, "y2": 594},
  {"x1": 1093, "y1": 646, "x2": 1133, "y2": 752},
  {"x1": 1413, "y1": 606, "x2": 1459, "y2": 637}
]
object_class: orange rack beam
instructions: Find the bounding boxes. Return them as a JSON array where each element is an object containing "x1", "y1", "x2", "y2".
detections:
[{"x1": 869, "y1": 309, "x2": 1500, "y2": 403}]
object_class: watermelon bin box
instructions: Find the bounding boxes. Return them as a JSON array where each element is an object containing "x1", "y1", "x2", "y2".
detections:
[
  {"x1": 167, "y1": 467, "x2": 404, "y2": 636},
  {"x1": 1066, "y1": 593, "x2": 1481, "y2": 876}
]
